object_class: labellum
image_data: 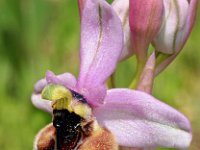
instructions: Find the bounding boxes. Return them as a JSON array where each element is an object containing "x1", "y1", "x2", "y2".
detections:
[{"x1": 33, "y1": 84, "x2": 118, "y2": 150}]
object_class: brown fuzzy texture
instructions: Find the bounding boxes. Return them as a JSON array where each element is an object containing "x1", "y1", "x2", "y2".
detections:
[
  {"x1": 34, "y1": 123, "x2": 143, "y2": 150},
  {"x1": 34, "y1": 123, "x2": 56, "y2": 150},
  {"x1": 79, "y1": 127, "x2": 118, "y2": 150},
  {"x1": 119, "y1": 147, "x2": 143, "y2": 150}
]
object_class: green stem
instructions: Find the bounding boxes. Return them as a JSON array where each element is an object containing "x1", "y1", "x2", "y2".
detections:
[
  {"x1": 155, "y1": 52, "x2": 170, "y2": 66},
  {"x1": 129, "y1": 58, "x2": 146, "y2": 89}
]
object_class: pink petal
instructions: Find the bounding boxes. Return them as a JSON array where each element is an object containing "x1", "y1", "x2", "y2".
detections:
[
  {"x1": 77, "y1": 0, "x2": 123, "y2": 106},
  {"x1": 46, "y1": 70, "x2": 77, "y2": 89},
  {"x1": 155, "y1": 54, "x2": 177, "y2": 76},
  {"x1": 31, "y1": 94, "x2": 53, "y2": 113},
  {"x1": 77, "y1": 85, "x2": 106, "y2": 107},
  {"x1": 31, "y1": 71, "x2": 77, "y2": 112},
  {"x1": 34, "y1": 78, "x2": 47, "y2": 94},
  {"x1": 176, "y1": 0, "x2": 198, "y2": 51},
  {"x1": 94, "y1": 89, "x2": 192, "y2": 149},
  {"x1": 136, "y1": 53, "x2": 156, "y2": 93}
]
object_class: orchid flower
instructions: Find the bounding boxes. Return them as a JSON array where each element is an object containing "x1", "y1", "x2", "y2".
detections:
[{"x1": 32, "y1": 0, "x2": 192, "y2": 149}]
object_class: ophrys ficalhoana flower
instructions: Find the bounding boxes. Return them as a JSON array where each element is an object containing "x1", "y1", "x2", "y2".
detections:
[{"x1": 32, "y1": 0, "x2": 193, "y2": 149}]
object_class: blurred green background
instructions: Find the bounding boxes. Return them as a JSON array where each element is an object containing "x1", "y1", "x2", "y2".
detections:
[{"x1": 0, "y1": 0, "x2": 199, "y2": 149}]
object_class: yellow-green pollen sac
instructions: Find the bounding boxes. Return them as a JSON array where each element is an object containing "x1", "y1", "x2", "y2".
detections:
[
  {"x1": 41, "y1": 84, "x2": 92, "y2": 119},
  {"x1": 41, "y1": 84, "x2": 72, "y2": 111},
  {"x1": 41, "y1": 84, "x2": 72, "y2": 101}
]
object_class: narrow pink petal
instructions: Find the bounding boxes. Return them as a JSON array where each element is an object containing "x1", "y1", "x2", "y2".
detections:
[
  {"x1": 136, "y1": 53, "x2": 156, "y2": 93},
  {"x1": 34, "y1": 78, "x2": 47, "y2": 94},
  {"x1": 155, "y1": 54, "x2": 177, "y2": 75},
  {"x1": 77, "y1": 0, "x2": 123, "y2": 106},
  {"x1": 31, "y1": 94, "x2": 52, "y2": 113},
  {"x1": 129, "y1": 0, "x2": 163, "y2": 60},
  {"x1": 46, "y1": 70, "x2": 77, "y2": 89},
  {"x1": 32, "y1": 78, "x2": 52, "y2": 113},
  {"x1": 31, "y1": 71, "x2": 77, "y2": 112},
  {"x1": 176, "y1": 0, "x2": 198, "y2": 51},
  {"x1": 94, "y1": 89, "x2": 192, "y2": 149}
]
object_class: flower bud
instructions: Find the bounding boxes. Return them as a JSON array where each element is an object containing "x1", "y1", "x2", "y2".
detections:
[
  {"x1": 129, "y1": 0, "x2": 163, "y2": 61},
  {"x1": 153, "y1": 0, "x2": 198, "y2": 54},
  {"x1": 153, "y1": 0, "x2": 198, "y2": 75},
  {"x1": 112, "y1": 0, "x2": 134, "y2": 60}
]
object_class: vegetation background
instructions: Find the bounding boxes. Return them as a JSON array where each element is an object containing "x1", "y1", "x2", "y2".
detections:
[{"x1": 0, "y1": 0, "x2": 199, "y2": 149}]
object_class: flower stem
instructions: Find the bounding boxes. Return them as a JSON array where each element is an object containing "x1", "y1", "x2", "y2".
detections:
[
  {"x1": 155, "y1": 52, "x2": 170, "y2": 66},
  {"x1": 129, "y1": 58, "x2": 146, "y2": 89}
]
